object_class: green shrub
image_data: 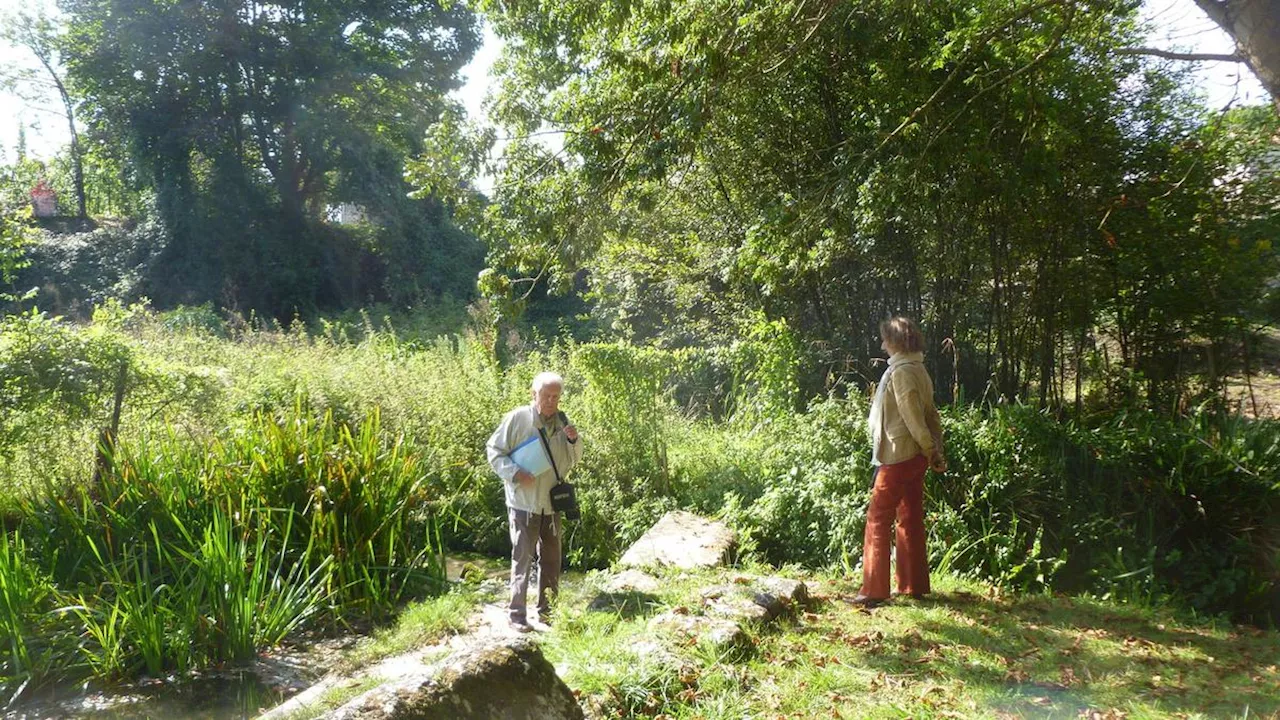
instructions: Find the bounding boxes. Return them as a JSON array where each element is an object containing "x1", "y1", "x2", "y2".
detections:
[{"x1": 13, "y1": 219, "x2": 167, "y2": 315}]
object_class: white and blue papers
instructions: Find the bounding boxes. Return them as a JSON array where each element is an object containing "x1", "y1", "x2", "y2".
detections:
[{"x1": 510, "y1": 434, "x2": 551, "y2": 476}]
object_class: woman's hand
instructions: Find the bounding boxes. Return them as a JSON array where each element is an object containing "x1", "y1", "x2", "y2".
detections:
[{"x1": 930, "y1": 450, "x2": 948, "y2": 474}]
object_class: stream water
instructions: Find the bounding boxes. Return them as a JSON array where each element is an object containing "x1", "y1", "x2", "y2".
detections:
[{"x1": 7, "y1": 670, "x2": 296, "y2": 720}]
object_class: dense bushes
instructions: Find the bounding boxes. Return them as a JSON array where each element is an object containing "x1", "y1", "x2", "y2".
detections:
[
  {"x1": 6, "y1": 207, "x2": 486, "y2": 321},
  {"x1": 11, "y1": 219, "x2": 166, "y2": 314},
  {"x1": 929, "y1": 406, "x2": 1280, "y2": 622},
  {"x1": 713, "y1": 399, "x2": 1280, "y2": 624}
]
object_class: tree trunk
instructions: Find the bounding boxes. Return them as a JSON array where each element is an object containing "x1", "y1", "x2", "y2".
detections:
[
  {"x1": 1074, "y1": 326, "x2": 1085, "y2": 418},
  {"x1": 37, "y1": 55, "x2": 87, "y2": 218},
  {"x1": 1242, "y1": 331, "x2": 1259, "y2": 417},
  {"x1": 1195, "y1": 0, "x2": 1280, "y2": 111}
]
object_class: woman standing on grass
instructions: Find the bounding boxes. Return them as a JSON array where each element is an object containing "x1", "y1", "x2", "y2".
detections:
[{"x1": 855, "y1": 316, "x2": 946, "y2": 606}]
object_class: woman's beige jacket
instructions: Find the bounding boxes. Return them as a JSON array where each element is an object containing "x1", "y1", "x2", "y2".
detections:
[{"x1": 875, "y1": 360, "x2": 944, "y2": 466}]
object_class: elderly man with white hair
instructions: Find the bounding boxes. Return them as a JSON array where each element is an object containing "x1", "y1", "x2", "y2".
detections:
[{"x1": 486, "y1": 371, "x2": 584, "y2": 632}]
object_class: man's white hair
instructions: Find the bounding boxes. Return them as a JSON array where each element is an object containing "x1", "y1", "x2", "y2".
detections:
[{"x1": 531, "y1": 371, "x2": 565, "y2": 393}]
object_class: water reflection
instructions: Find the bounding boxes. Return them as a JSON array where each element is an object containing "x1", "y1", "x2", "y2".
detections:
[{"x1": 11, "y1": 670, "x2": 290, "y2": 720}]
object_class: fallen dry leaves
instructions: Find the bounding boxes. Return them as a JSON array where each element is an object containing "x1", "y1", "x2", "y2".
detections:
[
  {"x1": 868, "y1": 672, "x2": 912, "y2": 692},
  {"x1": 1078, "y1": 710, "x2": 1128, "y2": 720}
]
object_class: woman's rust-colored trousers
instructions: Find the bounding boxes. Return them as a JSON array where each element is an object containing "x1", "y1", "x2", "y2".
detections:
[{"x1": 859, "y1": 453, "x2": 930, "y2": 599}]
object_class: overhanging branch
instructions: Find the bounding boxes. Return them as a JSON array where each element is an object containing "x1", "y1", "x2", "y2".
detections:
[{"x1": 1116, "y1": 47, "x2": 1243, "y2": 63}]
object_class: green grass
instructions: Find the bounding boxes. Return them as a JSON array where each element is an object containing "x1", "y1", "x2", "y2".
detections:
[
  {"x1": 273, "y1": 675, "x2": 386, "y2": 720},
  {"x1": 0, "y1": 404, "x2": 448, "y2": 697},
  {"x1": 337, "y1": 587, "x2": 483, "y2": 673},
  {"x1": 538, "y1": 568, "x2": 1280, "y2": 720}
]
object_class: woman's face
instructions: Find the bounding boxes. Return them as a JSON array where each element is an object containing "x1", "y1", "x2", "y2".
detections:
[{"x1": 881, "y1": 337, "x2": 900, "y2": 356}]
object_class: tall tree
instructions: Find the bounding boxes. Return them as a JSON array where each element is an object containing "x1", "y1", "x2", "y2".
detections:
[
  {"x1": 61, "y1": 0, "x2": 480, "y2": 313},
  {"x1": 419, "y1": 0, "x2": 1278, "y2": 408},
  {"x1": 1, "y1": 8, "x2": 87, "y2": 218}
]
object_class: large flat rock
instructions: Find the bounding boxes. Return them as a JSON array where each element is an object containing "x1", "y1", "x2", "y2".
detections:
[
  {"x1": 618, "y1": 511, "x2": 736, "y2": 570},
  {"x1": 321, "y1": 637, "x2": 582, "y2": 720}
]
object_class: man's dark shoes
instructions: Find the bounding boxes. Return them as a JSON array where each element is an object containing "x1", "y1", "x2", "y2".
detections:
[
  {"x1": 508, "y1": 618, "x2": 534, "y2": 633},
  {"x1": 848, "y1": 594, "x2": 886, "y2": 608}
]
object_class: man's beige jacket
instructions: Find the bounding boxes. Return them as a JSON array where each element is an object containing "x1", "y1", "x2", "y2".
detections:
[{"x1": 487, "y1": 404, "x2": 584, "y2": 513}]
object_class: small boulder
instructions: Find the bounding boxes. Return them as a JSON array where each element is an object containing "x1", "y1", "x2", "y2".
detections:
[
  {"x1": 604, "y1": 570, "x2": 661, "y2": 594},
  {"x1": 700, "y1": 586, "x2": 772, "y2": 623},
  {"x1": 758, "y1": 577, "x2": 809, "y2": 607},
  {"x1": 700, "y1": 577, "x2": 809, "y2": 622},
  {"x1": 627, "y1": 639, "x2": 683, "y2": 671},
  {"x1": 586, "y1": 569, "x2": 663, "y2": 615},
  {"x1": 649, "y1": 611, "x2": 747, "y2": 651}
]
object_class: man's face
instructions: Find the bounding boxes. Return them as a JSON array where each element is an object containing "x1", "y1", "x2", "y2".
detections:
[{"x1": 533, "y1": 383, "x2": 562, "y2": 417}]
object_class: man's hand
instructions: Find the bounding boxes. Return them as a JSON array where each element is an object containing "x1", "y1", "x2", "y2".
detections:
[
  {"x1": 564, "y1": 424, "x2": 579, "y2": 442},
  {"x1": 514, "y1": 469, "x2": 536, "y2": 487}
]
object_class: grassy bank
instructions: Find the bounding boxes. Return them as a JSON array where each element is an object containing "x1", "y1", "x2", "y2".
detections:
[
  {"x1": 543, "y1": 567, "x2": 1279, "y2": 719},
  {"x1": 274, "y1": 564, "x2": 1280, "y2": 719}
]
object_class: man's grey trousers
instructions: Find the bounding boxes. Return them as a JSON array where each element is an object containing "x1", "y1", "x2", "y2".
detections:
[{"x1": 508, "y1": 508, "x2": 561, "y2": 622}]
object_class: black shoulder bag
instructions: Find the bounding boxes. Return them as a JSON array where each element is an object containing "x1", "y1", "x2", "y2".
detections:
[{"x1": 538, "y1": 417, "x2": 580, "y2": 521}]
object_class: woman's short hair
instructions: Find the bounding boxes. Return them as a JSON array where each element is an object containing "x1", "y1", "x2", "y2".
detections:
[
  {"x1": 531, "y1": 372, "x2": 565, "y2": 393},
  {"x1": 879, "y1": 317, "x2": 925, "y2": 354}
]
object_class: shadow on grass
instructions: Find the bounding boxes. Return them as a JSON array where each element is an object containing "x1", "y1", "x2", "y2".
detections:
[
  {"x1": 820, "y1": 590, "x2": 1280, "y2": 718},
  {"x1": 586, "y1": 590, "x2": 664, "y2": 620}
]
